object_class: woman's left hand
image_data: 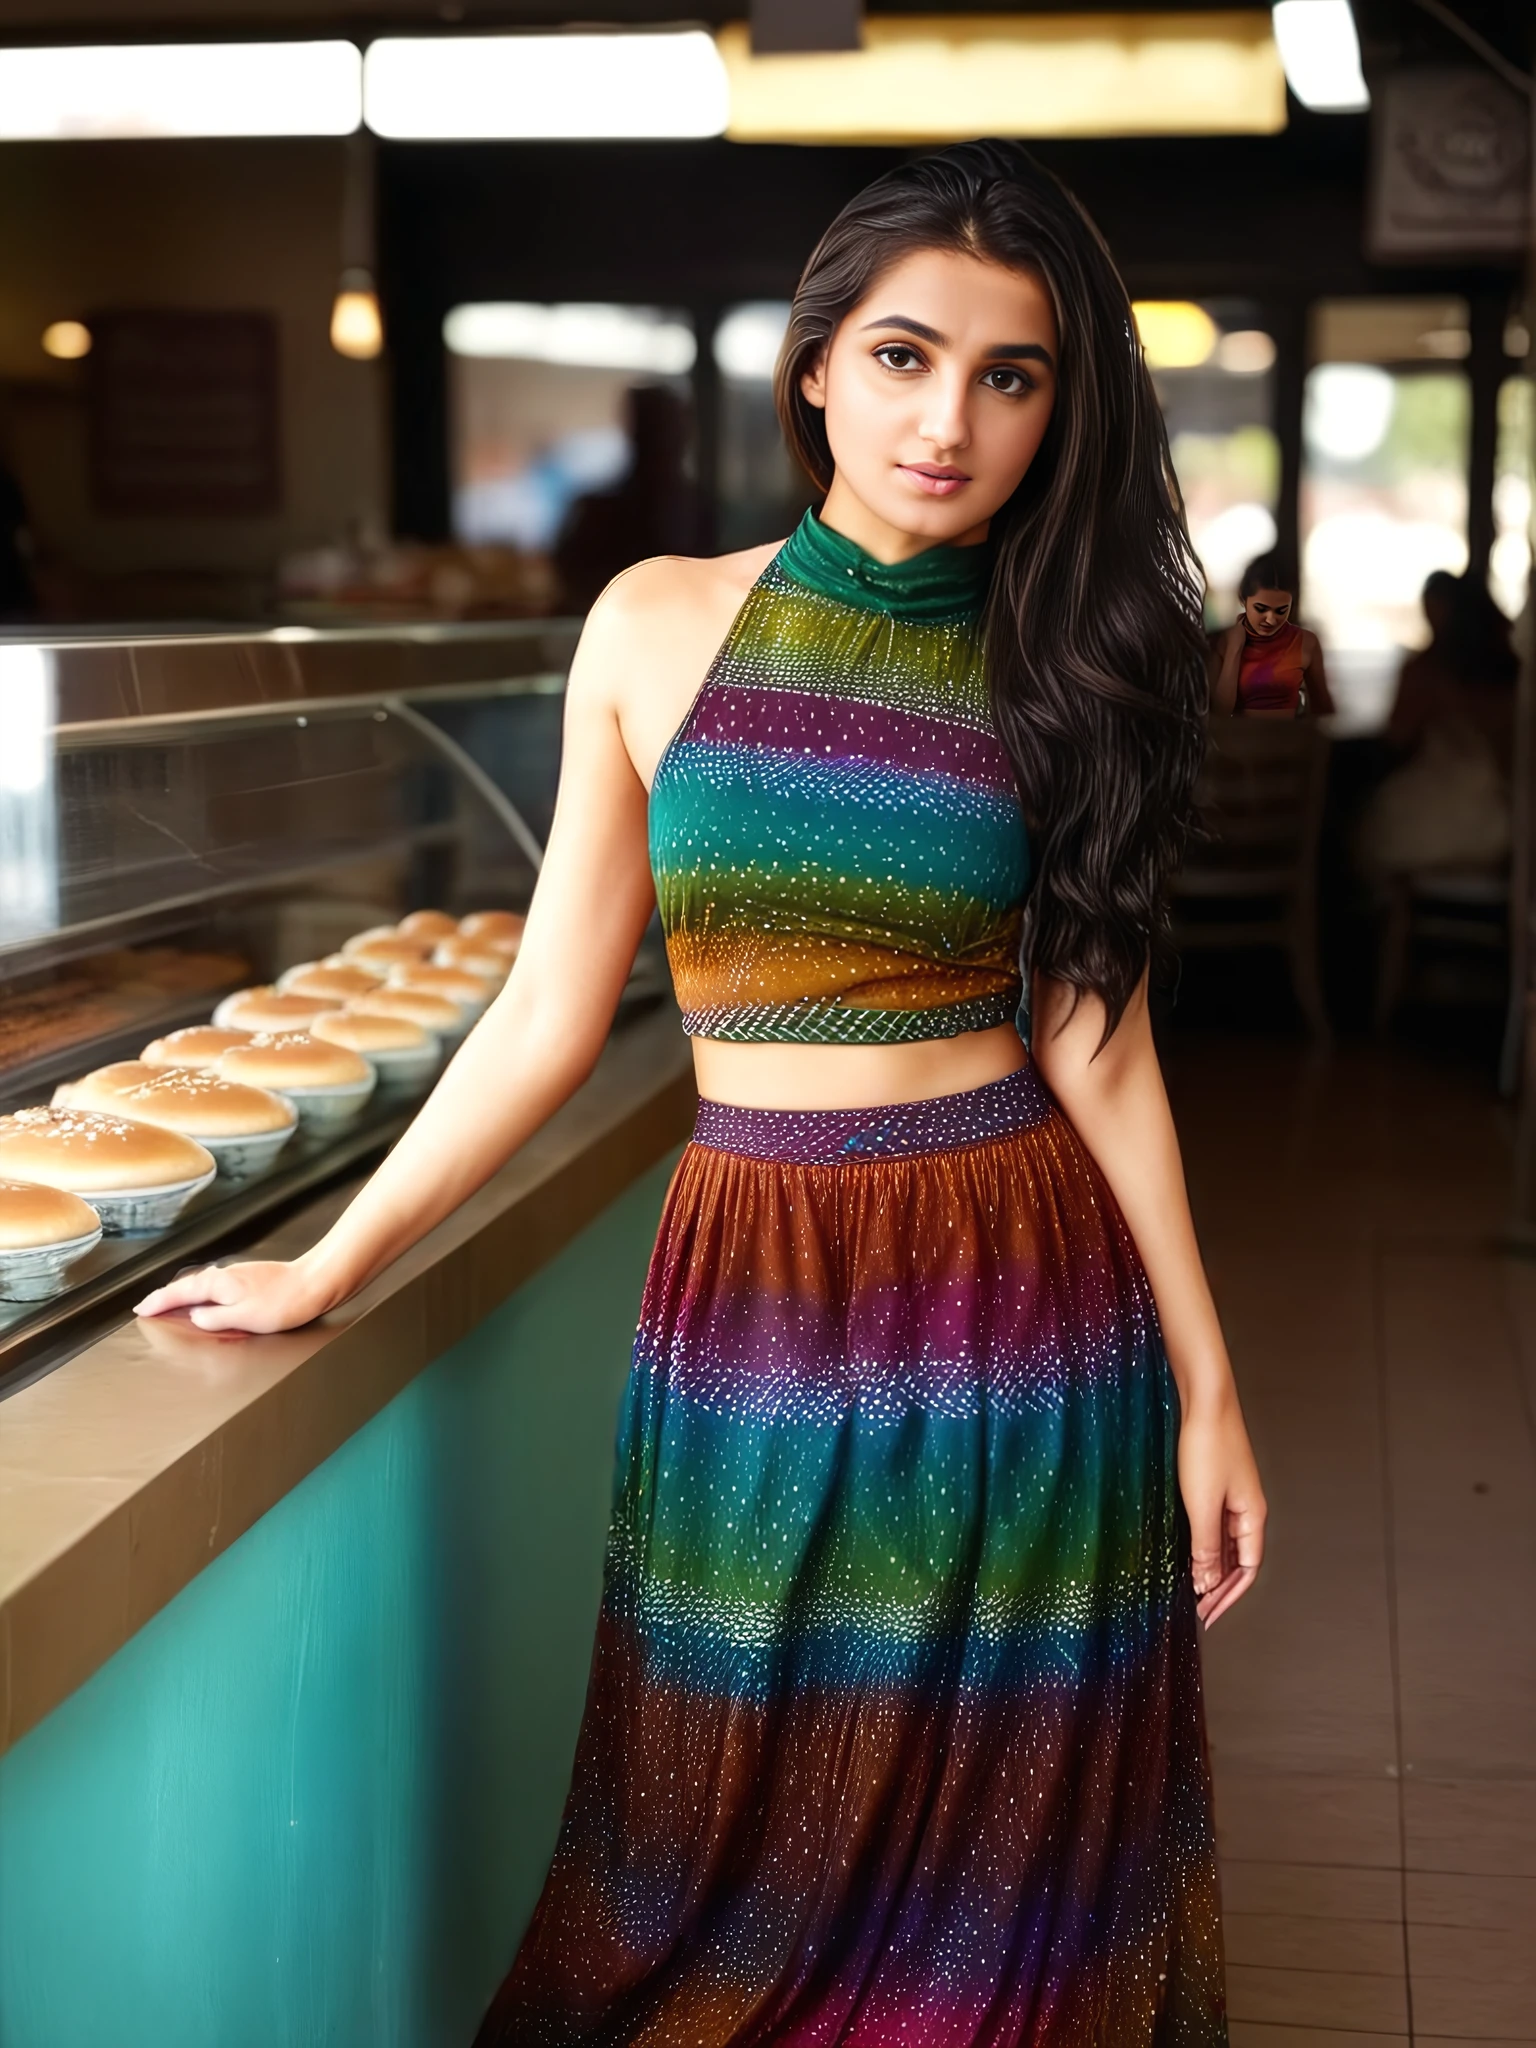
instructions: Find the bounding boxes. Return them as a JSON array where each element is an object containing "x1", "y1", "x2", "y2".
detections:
[{"x1": 1178, "y1": 1392, "x2": 1266, "y2": 1627}]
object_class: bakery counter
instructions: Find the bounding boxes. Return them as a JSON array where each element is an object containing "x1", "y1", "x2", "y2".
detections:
[{"x1": 0, "y1": 1000, "x2": 694, "y2": 1759}]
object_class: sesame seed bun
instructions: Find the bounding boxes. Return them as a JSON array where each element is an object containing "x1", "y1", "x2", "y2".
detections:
[
  {"x1": 214, "y1": 986, "x2": 341, "y2": 1033},
  {"x1": 214, "y1": 1032, "x2": 373, "y2": 1093},
  {"x1": 397, "y1": 909, "x2": 459, "y2": 942},
  {"x1": 112, "y1": 1069, "x2": 295, "y2": 1139},
  {"x1": 278, "y1": 961, "x2": 384, "y2": 1002},
  {"x1": 345, "y1": 988, "x2": 462, "y2": 1034},
  {"x1": 310, "y1": 1010, "x2": 431, "y2": 1055},
  {"x1": 0, "y1": 1108, "x2": 215, "y2": 1193},
  {"x1": 0, "y1": 1178, "x2": 102, "y2": 1250},
  {"x1": 54, "y1": 1061, "x2": 160, "y2": 1111},
  {"x1": 141, "y1": 1026, "x2": 254, "y2": 1071}
]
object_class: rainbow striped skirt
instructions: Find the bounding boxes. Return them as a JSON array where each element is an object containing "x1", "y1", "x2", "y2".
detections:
[{"x1": 477, "y1": 1066, "x2": 1226, "y2": 2045}]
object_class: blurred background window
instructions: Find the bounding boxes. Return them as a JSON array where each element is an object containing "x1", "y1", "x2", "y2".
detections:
[
  {"x1": 1136, "y1": 300, "x2": 1279, "y2": 628},
  {"x1": 1492, "y1": 372, "x2": 1533, "y2": 626},
  {"x1": 1300, "y1": 297, "x2": 1472, "y2": 725},
  {"x1": 445, "y1": 303, "x2": 696, "y2": 552},
  {"x1": 713, "y1": 301, "x2": 811, "y2": 551}
]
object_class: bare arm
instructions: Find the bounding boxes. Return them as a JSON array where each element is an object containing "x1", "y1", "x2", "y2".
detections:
[
  {"x1": 136, "y1": 582, "x2": 660, "y2": 1332},
  {"x1": 1209, "y1": 619, "x2": 1244, "y2": 715},
  {"x1": 1302, "y1": 631, "x2": 1335, "y2": 716},
  {"x1": 1032, "y1": 971, "x2": 1266, "y2": 1625}
]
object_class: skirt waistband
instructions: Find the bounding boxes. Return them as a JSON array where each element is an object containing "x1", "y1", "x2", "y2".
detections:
[{"x1": 691, "y1": 1063, "x2": 1053, "y2": 1165}]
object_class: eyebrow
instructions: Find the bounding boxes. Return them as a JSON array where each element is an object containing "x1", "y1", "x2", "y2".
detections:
[{"x1": 860, "y1": 315, "x2": 1055, "y2": 370}]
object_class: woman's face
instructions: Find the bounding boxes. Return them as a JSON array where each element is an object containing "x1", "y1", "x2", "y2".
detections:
[
  {"x1": 801, "y1": 246, "x2": 1059, "y2": 558},
  {"x1": 1242, "y1": 588, "x2": 1293, "y2": 637}
]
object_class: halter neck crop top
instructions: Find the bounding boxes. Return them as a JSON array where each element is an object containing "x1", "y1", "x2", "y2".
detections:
[{"x1": 649, "y1": 511, "x2": 1030, "y2": 1044}]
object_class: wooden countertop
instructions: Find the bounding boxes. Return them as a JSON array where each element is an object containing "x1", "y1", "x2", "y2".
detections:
[{"x1": 0, "y1": 1006, "x2": 695, "y2": 1757}]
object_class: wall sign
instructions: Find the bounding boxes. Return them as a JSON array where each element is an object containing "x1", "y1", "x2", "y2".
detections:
[
  {"x1": 1368, "y1": 68, "x2": 1530, "y2": 262},
  {"x1": 90, "y1": 311, "x2": 281, "y2": 517}
]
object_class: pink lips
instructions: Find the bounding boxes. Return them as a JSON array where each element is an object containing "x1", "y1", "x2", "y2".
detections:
[{"x1": 900, "y1": 464, "x2": 970, "y2": 498}]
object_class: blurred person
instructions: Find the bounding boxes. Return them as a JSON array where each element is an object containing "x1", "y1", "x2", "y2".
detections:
[
  {"x1": 1357, "y1": 570, "x2": 1519, "y2": 874},
  {"x1": 554, "y1": 382, "x2": 702, "y2": 610},
  {"x1": 1210, "y1": 551, "x2": 1334, "y2": 717},
  {"x1": 140, "y1": 141, "x2": 1262, "y2": 2045}
]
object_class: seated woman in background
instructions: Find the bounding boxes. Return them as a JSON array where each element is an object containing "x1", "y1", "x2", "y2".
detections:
[
  {"x1": 1210, "y1": 552, "x2": 1334, "y2": 717},
  {"x1": 1357, "y1": 570, "x2": 1519, "y2": 875}
]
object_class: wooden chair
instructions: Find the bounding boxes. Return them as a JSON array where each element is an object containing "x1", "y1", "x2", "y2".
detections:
[
  {"x1": 1374, "y1": 864, "x2": 1510, "y2": 1036},
  {"x1": 1170, "y1": 718, "x2": 1331, "y2": 1040}
]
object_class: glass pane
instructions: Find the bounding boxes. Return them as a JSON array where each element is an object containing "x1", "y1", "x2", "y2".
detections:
[
  {"x1": 1301, "y1": 360, "x2": 1470, "y2": 723},
  {"x1": 1148, "y1": 303, "x2": 1280, "y2": 628},
  {"x1": 713, "y1": 301, "x2": 811, "y2": 551},
  {"x1": 1492, "y1": 374, "x2": 1533, "y2": 624},
  {"x1": 445, "y1": 302, "x2": 696, "y2": 607}
]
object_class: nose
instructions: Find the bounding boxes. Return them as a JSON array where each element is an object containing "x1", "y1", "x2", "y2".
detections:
[{"x1": 917, "y1": 367, "x2": 972, "y2": 457}]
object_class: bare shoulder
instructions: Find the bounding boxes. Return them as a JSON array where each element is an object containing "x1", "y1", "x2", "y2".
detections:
[
  {"x1": 585, "y1": 543, "x2": 780, "y2": 642},
  {"x1": 567, "y1": 545, "x2": 784, "y2": 770}
]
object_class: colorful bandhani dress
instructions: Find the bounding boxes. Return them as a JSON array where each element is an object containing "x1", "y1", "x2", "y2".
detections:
[{"x1": 475, "y1": 512, "x2": 1227, "y2": 2046}]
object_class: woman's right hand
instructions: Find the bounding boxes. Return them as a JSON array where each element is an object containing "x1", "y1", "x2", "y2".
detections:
[{"x1": 134, "y1": 1258, "x2": 332, "y2": 1334}]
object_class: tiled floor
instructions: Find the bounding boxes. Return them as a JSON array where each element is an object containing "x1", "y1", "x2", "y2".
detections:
[{"x1": 1165, "y1": 1033, "x2": 1536, "y2": 2046}]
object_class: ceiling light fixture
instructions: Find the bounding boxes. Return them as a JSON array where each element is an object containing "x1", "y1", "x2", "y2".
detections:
[
  {"x1": 331, "y1": 132, "x2": 383, "y2": 361},
  {"x1": 719, "y1": 13, "x2": 1287, "y2": 143},
  {"x1": 0, "y1": 41, "x2": 361, "y2": 140},
  {"x1": 1271, "y1": 1, "x2": 1369, "y2": 111},
  {"x1": 364, "y1": 32, "x2": 729, "y2": 140},
  {"x1": 41, "y1": 320, "x2": 93, "y2": 361},
  {"x1": 331, "y1": 273, "x2": 384, "y2": 361},
  {"x1": 1133, "y1": 301, "x2": 1219, "y2": 369}
]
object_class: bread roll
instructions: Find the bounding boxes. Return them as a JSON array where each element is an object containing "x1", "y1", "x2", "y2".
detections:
[
  {"x1": 279, "y1": 961, "x2": 384, "y2": 1002},
  {"x1": 54, "y1": 1061, "x2": 160, "y2": 1111},
  {"x1": 459, "y1": 910, "x2": 525, "y2": 945},
  {"x1": 387, "y1": 964, "x2": 490, "y2": 1008},
  {"x1": 141, "y1": 1025, "x2": 253, "y2": 1071},
  {"x1": 114, "y1": 1069, "x2": 294, "y2": 1138},
  {"x1": 346, "y1": 989, "x2": 463, "y2": 1034},
  {"x1": 341, "y1": 923, "x2": 407, "y2": 952},
  {"x1": 310, "y1": 1010, "x2": 431, "y2": 1055},
  {"x1": 214, "y1": 986, "x2": 340, "y2": 1033},
  {"x1": 432, "y1": 937, "x2": 510, "y2": 981},
  {"x1": 0, "y1": 1107, "x2": 215, "y2": 1192},
  {"x1": 214, "y1": 1032, "x2": 373, "y2": 1092},
  {"x1": 0, "y1": 1178, "x2": 101, "y2": 1250},
  {"x1": 341, "y1": 932, "x2": 432, "y2": 972},
  {"x1": 397, "y1": 909, "x2": 459, "y2": 942}
]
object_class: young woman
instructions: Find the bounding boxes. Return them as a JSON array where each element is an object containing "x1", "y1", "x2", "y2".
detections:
[
  {"x1": 139, "y1": 142, "x2": 1264, "y2": 2044},
  {"x1": 1211, "y1": 552, "x2": 1334, "y2": 717}
]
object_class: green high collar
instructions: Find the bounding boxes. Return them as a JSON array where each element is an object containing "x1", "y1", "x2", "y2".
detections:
[{"x1": 779, "y1": 510, "x2": 992, "y2": 623}]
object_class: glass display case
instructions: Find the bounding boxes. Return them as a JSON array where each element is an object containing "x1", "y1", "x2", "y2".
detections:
[{"x1": 0, "y1": 620, "x2": 663, "y2": 1393}]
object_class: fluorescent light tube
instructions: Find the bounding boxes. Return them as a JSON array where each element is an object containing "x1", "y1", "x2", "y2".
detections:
[
  {"x1": 1271, "y1": 1, "x2": 1368, "y2": 111},
  {"x1": 365, "y1": 32, "x2": 729, "y2": 141},
  {"x1": 719, "y1": 13, "x2": 1287, "y2": 143},
  {"x1": 0, "y1": 41, "x2": 361, "y2": 140}
]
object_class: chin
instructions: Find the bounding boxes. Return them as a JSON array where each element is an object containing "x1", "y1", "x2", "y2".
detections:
[{"x1": 880, "y1": 489, "x2": 988, "y2": 543}]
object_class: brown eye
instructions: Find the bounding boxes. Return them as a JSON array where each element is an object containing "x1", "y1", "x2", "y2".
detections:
[
  {"x1": 984, "y1": 367, "x2": 1033, "y2": 395},
  {"x1": 873, "y1": 345, "x2": 923, "y2": 372}
]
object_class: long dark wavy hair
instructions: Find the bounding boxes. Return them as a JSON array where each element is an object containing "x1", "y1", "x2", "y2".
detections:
[{"x1": 774, "y1": 140, "x2": 1209, "y2": 1039}]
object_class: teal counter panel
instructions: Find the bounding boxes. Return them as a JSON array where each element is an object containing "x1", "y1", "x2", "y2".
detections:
[{"x1": 0, "y1": 1151, "x2": 679, "y2": 2048}]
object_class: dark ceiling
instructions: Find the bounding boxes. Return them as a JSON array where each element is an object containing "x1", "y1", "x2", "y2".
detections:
[{"x1": 0, "y1": 0, "x2": 1528, "y2": 80}]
